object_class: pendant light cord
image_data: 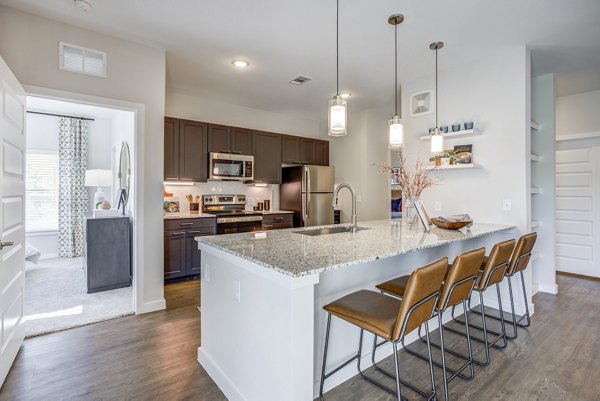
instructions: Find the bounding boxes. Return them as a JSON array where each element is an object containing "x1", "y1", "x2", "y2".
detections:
[
  {"x1": 394, "y1": 23, "x2": 398, "y2": 117},
  {"x1": 435, "y1": 46, "x2": 438, "y2": 128},
  {"x1": 336, "y1": 0, "x2": 339, "y2": 96}
]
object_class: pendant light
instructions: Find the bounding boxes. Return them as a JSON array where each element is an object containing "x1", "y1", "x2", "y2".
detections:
[
  {"x1": 328, "y1": 0, "x2": 347, "y2": 136},
  {"x1": 388, "y1": 14, "x2": 405, "y2": 150},
  {"x1": 430, "y1": 41, "x2": 444, "y2": 154}
]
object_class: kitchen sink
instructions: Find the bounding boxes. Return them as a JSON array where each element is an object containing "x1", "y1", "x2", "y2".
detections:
[{"x1": 293, "y1": 226, "x2": 369, "y2": 236}]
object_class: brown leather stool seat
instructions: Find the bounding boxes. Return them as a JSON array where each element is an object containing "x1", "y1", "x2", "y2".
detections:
[
  {"x1": 324, "y1": 290, "x2": 400, "y2": 340},
  {"x1": 319, "y1": 258, "x2": 448, "y2": 401},
  {"x1": 376, "y1": 275, "x2": 409, "y2": 298}
]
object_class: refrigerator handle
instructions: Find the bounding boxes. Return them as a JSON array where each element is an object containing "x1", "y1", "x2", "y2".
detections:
[{"x1": 305, "y1": 167, "x2": 311, "y2": 221}]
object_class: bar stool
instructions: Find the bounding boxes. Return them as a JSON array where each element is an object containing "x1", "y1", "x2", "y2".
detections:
[
  {"x1": 374, "y1": 248, "x2": 485, "y2": 401},
  {"x1": 318, "y1": 258, "x2": 448, "y2": 401},
  {"x1": 447, "y1": 239, "x2": 515, "y2": 366},
  {"x1": 468, "y1": 233, "x2": 537, "y2": 340}
]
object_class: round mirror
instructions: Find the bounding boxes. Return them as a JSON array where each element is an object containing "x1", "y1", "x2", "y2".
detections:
[{"x1": 118, "y1": 141, "x2": 131, "y2": 208}]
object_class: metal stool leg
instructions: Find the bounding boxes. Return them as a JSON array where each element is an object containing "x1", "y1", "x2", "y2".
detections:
[
  {"x1": 319, "y1": 313, "x2": 332, "y2": 401},
  {"x1": 518, "y1": 270, "x2": 531, "y2": 327},
  {"x1": 437, "y1": 313, "x2": 449, "y2": 401}
]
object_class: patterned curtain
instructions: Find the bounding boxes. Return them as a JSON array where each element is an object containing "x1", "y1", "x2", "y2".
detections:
[{"x1": 58, "y1": 118, "x2": 89, "y2": 258}]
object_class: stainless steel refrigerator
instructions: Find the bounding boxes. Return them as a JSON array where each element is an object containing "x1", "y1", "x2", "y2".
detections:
[{"x1": 281, "y1": 165, "x2": 335, "y2": 227}]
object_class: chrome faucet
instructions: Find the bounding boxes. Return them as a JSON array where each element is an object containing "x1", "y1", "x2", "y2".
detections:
[{"x1": 332, "y1": 183, "x2": 357, "y2": 232}]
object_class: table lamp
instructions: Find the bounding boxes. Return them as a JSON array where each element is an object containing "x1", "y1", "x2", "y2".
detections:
[{"x1": 85, "y1": 169, "x2": 112, "y2": 209}]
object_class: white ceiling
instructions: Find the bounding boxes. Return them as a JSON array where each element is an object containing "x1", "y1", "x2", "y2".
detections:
[{"x1": 3, "y1": 0, "x2": 600, "y2": 117}]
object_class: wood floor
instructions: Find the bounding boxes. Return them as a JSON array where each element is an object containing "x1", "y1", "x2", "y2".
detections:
[{"x1": 1, "y1": 274, "x2": 599, "y2": 400}]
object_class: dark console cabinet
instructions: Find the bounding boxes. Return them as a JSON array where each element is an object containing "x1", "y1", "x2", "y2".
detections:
[{"x1": 83, "y1": 213, "x2": 131, "y2": 294}]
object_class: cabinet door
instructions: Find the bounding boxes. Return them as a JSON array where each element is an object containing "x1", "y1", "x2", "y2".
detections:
[
  {"x1": 301, "y1": 138, "x2": 316, "y2": 165},
  {"x1": 164, "y1": 230, "x2": 187, "y2": 280},
  {"x1": 252, "y1": 131, "x2": 282, "y2": 184},
  {"x1": 186, "y1": 233, "x2": 202, "y2": 276},
  {"x1": 281, "y1": 135, "x2": 301, "y2": 164},
  {"x1": 315, "y1": 140, "x2": 329, "y2": 166},
  {"x1": 208, "y1": 124, "x2": 231, "y2": 153},
  {"x1": 179, "y1": 120, "x2": 208, "y2": 182},
  {"x1": 231, "y1": 127, "x2": 253, "y2": 155},
  {"x1": 164, "y1": 117, "x2": 180, "y2": 180}
]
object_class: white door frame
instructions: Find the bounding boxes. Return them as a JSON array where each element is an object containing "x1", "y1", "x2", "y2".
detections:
[{"x1": 23, "y1": 84, "x2": 147, "y2": 314}]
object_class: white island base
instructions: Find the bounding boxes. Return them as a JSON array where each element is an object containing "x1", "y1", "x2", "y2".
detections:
[{"x1": 197, "y1": 220, "x2": 519, "y2": 401}]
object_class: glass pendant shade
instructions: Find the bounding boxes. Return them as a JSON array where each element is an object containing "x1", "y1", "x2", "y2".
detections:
[
  {"x1": 388, "y1": 115, "x2": 404, "y2": 149},
  {"x1": 430, "y1": 128, "x2": 444, "y2": 153},
  {"x1": 328, "y1": 95, "x2": 347, "y2": 137}
]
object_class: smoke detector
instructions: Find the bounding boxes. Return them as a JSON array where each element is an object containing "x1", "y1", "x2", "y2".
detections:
[{"x1": 74, "y1": 0, "x2": 93, "y2": 12}]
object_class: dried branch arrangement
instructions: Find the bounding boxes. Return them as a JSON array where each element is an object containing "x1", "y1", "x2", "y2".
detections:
[{"x1": 373, "y1": 151, "x2": 442, "y2": 198}]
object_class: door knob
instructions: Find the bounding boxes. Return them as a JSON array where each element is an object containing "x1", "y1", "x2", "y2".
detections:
[{"x1": 0, "y1": 241, "x2": 15, "y2": 250}]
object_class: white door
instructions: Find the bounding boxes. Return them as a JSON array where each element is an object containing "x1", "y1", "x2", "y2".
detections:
[
  {"x1": 555, "y1": 143, "x2": 600, "y2": 277},
  {"x1": 0, "y1": 55, "x2": 26, "y2": 387}
]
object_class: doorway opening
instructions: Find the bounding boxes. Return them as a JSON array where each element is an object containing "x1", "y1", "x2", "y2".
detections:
[{"x1": 24, "y1": 96, "x2": 136, "y2": 337}]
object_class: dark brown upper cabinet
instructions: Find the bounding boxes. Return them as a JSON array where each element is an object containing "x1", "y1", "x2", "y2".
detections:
[
  {"x1": 208, "y1": 124, "x2": 253, "y2": 155},
  {"x1": 179, "y1": 120, "x2": 208, "y2": 182},
  {"x1": 164, "y1": 117, "x2": 180, "y2": 180},
  {"x1": 252, "y1": 131, "x2": 282, "y2": 184},
  {"x1": 282, "y1": 135, "x2": 329, "y2": 166},
  {"x1": 281, "y1": 135, "x2": 301, "y2": 164},
  {"x1": 164, "y1": 117, "x2": 208, "y2": 182}
]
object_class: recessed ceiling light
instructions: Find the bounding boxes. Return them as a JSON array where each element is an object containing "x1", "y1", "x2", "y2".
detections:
[
  {"x1": 232, "y1": 60, "x2": 250, "y2": 68},
  {"x1": 340, "y1": 92, "x2": 352, "y2": 99}
]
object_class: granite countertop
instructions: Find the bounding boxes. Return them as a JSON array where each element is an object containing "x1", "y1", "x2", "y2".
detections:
[
  {"x1": 196, "y1": 219, "x2": 515, "y2": 278},
  {"x1": 164, "y1": 213, "x2": 216, "y2": 219}
]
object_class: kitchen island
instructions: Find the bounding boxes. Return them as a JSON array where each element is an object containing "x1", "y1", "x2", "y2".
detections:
[{"x1": 196, "y1": 219, "x2": 516, "y2": 401}]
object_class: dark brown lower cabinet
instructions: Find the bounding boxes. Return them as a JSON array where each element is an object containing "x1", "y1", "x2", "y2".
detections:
[
  {"x1": 262, "y1": 213, "x2": 293, "y2": 230},
  {"x1": 164, "y1": 218, "x2": 216, "y2": 282}
]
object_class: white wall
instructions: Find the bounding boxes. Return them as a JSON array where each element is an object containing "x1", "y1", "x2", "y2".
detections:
[
  {"x1": 531, "y1": 74, "x2": 557, "y2": 294},
  {"x1": 0, "y1": 6, "x2": 167, "y2": 313},
  {"x1": 328, "y1": 109, "x2": 390, "y2": 223},
  {"x1": 556, "y1": 89, "x2": 600, "y2": 139}
]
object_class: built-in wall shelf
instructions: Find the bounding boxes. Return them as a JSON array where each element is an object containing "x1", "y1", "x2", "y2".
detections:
[
  {"x1": 531, "y1": 220, "x2": 540, "y2": 229},
  {"x1": 531, "y1": 153, "x2": 540, "y2": 162},
  {"x1": 531, "y1": 187, "x2": 541, "y2": 194},
  {"x1": 423, "y1": 163, "x2": 481, "y2": 170},
  {"x1": 419, "y1": 128, "x2": 481, "y2": 141},
  {"x1": 531, "y1": 121, "x2": 540, "y2": 131}
]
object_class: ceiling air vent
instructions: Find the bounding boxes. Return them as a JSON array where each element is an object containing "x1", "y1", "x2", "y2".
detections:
[
  {"x1": 59, "y1": 41, "x2": 106, "y2": 78},
  {"x1": 288, "y1": 76, "x2": 312, "y2": 86}
]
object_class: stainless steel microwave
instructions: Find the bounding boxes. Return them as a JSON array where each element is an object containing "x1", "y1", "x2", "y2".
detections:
[{"x1": 209, "y1": 152, "x2": 254, "y2": 181}]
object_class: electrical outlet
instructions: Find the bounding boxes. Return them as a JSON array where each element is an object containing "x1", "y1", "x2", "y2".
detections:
[
  {"x1": 203, "y1": 264, "x2": 210, "y2": 282},
  {"x1": 503, "y1": 199, "x2": 512, "y2": 211},
  {"x1": 434, "y1": 201, "x2": 442, "y2": 212},
  {"x1": 233, "y1": 280, "x2": 241, "y2": 302}
]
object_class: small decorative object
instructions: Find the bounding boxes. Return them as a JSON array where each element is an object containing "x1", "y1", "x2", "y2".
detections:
[
  {"x1": 431, "y1": 214, "x2": 473, "y2": 230},
  {"x1": 99, "y1": 200, "x2": 111, "y2": 210},
  {"x1": 163, "y1": 187, "x2": 173, "y2": 197},
  {"x1": 440, "y1": 126, "x2": 449, "y2": 133},
  {"x1": 429, "y1": 127, "x2": 435, "y2": 135},
  {"x1": 264, "y1": 199, "x2": 271, "y2": 211},
  {"x1": 410, "y1": 90, "x2": 433, "y2": 116},
  {"x1": 374, "y1": 152, "x2": 442, "y2": 227},
  {"x1": 85, "y1": 169, "x2": 112, "y2": 209},
  {"x1": 452, "y1": 123, "x2": 461, "y2": 132},
  {"x1": 414, "y1": 200, "x2": 431, "y2": 231},
  {"x1": 453, "y1": 144, "x2": 473, "y2": 164},
  {"x1": 464, "y1": 121, "x2": 474, "y2": 130},
  {"x1": 189, "y1": 202, "x2": 200, "y2": 214},
  {"x1": 257, "y1": 202, "x2": 264, "y2": 211},
  {"x1": 164, "y1": 200, "x2": 179, "y2": 213}
]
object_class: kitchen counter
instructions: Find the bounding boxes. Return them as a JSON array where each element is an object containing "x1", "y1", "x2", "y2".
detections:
[
  {"x1": 197, "y1": 218, "x2": 519, "y2": 400},
  {"x1": 163, "y1": 213, "x2": 215, "y2": 219},
  {"x1": 196, "y1": 219, "x2": 513, "y2": 277}
]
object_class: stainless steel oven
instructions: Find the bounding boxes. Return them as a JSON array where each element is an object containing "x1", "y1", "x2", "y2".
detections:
[{"x1": 209, "y1": 152, "x2": 254, "y2": 181}]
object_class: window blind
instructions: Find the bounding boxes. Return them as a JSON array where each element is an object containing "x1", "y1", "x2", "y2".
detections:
[{"x1": 26, "y1": 152, "x2": 59, "y2": 232}]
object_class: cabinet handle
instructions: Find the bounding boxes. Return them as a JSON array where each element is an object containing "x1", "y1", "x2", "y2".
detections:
[
  {"x1": 171, "y1": 231, "x2": 186, "y2": 236},
  {"x1": 187, "y1": 231, "x2": 203, "y2": 235},
  {"x1": 180, "y1": 223, "x2": 194, "y2": 226},
  {"x1": 273, "y1": 217, "x2": 284, "y2": 221},
  {"x1": 179, "y1": 178, "x2": 193, "y2": 181}
]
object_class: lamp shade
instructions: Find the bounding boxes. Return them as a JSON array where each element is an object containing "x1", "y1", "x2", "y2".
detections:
[
  {"x1": 389, "y1": 116, "x2": 404, "y2": 149},
  {"x1": 430, "y1": 130, "x2": 444, "y2": 154},
  {"x1": 85, "y1": 169, "x2": 112, "y2": 187},
  {"x1": 328, "y1": 95, "x2": 347, "y2": 136}
]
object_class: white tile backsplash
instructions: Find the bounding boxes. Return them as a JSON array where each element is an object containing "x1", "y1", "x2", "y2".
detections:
[{"x1": 164, "y1": 181, "x2": 278, "y2": 213}]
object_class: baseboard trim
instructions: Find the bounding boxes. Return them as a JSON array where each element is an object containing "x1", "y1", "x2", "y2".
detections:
[
  {"x1": 537, "y1": 283, "x2": 558, "y2": 295},
  {"x1": 198, "y1": 347, "x2": 246, "y2": 401},
  {"x1": 136, "y1": 298, "x2": 166, "y2": 314},
  {"x1": 557, "y1": 271, "x2": 600, "y2": 282}
]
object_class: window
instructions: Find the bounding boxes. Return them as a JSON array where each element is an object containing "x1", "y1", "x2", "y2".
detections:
[{"x1": 26, "y1": 152, "x2": 59, "y2": 232}]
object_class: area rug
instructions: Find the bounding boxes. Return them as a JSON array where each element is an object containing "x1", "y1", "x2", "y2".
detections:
[{"x1": 25, "y1": 257, "x2": 134, "y2": 338}]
